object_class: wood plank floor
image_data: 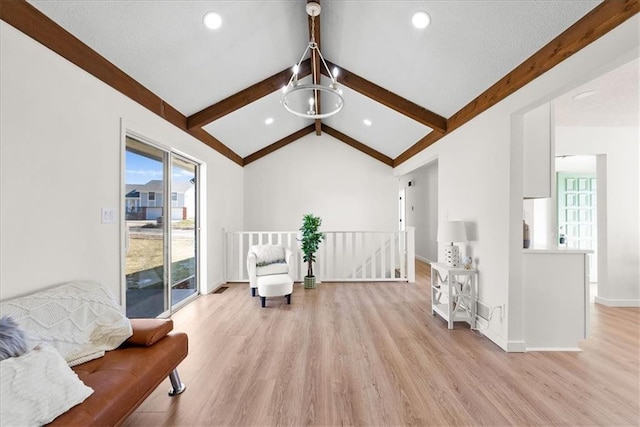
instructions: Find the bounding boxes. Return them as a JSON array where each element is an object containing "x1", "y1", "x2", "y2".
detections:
[{"x1": 123, "y1": 260, "x2": 639, "y2": 426}]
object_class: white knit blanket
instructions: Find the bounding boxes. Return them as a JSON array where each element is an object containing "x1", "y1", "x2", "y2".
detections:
[
  {"x1": 0, "y1": 280, "x2": 132, "y2": 366},
  {"x1": 0, "y1": 343, "x2": 94, "y2": 426}
]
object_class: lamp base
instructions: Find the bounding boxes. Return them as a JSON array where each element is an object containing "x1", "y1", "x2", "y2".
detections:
[{"x1": 444, "y1": 244, "x2": 460, "y2": 267}]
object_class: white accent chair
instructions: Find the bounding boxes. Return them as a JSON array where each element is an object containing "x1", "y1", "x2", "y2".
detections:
[{"x1": 246, "y1": 245, "x2": 294, "y2": 307}]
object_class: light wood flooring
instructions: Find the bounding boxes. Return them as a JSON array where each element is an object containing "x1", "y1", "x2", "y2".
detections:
[{"x1": 123, "y1": 261, "x2": 640, "y2": 426}]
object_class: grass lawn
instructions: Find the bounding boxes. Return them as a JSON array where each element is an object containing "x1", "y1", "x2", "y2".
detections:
[{"x1": 126, "y1": 235, "x2": 195, "y2": 276}]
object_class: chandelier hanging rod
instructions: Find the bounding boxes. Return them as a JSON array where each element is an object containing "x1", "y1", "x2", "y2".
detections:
[{"x1": 281, "y1": 1, "x2": 344, "y2": 119}]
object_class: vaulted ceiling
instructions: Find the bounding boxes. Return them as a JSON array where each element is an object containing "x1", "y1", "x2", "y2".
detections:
[{"x1": 2, "y1": 1, "x2": 637, "y2": 167}]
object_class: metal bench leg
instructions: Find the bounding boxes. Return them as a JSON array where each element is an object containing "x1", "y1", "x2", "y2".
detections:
[{"x1": 168, "y1": 369, "x2": 186, "y2": 396}]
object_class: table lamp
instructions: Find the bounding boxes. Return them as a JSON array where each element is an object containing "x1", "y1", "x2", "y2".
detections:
[{"x1": 437, "y1": 221, "x2": 467, "y2": 267}]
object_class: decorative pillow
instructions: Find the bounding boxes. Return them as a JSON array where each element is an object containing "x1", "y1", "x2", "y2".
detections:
[
  {"x1": 0, "y1": 316, "x2": 28, "y2": 361},
  {"x1": 251, "y1": 245, "x2": 286, "y2": 267},
  {"x1": 0, "y1": 280, "x2": 132, "y2": 366},
  {"x1": 0, "y1": 344, "x2": 93, "y2": 426}
]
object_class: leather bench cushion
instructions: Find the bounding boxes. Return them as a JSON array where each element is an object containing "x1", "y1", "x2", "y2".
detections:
[
  {"x1": 48, "y1": 332, "x2": 188, "y2": 426},
  {"x1": 126, "y1": 318, "x2": 174, "y2": 347}
]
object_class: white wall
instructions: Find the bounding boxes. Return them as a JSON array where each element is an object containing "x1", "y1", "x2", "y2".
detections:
[
  {"x1": 402, "y1": 161, "x2": 438, "y2": 262},
  {"x1": 243, "y1": 133, "x2": 398, "y2": 232},
  {"x1": 395, "y1": 15, "x2": 639, "y2": 350},
  {"x1": 0, "y1": 22, "x2": 244, "y2": 301},
  {"x1": 556, "y1": 127, "x2": 639, "y2": 305}
]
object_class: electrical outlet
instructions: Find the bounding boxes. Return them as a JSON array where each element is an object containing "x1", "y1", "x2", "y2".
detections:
[{"x1": 500, "y1": 304, "x2": 506, "y2": 320}]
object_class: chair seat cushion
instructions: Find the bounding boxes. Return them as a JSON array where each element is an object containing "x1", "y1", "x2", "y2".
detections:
[
  {"x1": 256, "y1": 262, "x2": 289, "y2": 277},
  {"x1": 257, "y1": 274, "x2": 293, "y2": 297}
]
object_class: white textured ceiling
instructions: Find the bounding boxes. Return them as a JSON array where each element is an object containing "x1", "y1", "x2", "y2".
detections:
[
  {"x1": 28, "y1": 0, "x2": 603, "y2": 161},
  {"x1": 553, "y1": 57, "x2": 639, "y2": 127}
]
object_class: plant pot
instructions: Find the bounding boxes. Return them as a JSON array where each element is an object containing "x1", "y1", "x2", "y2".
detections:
[{"x1": 303, "y1": 276, "x2": 316, "y2": 289}]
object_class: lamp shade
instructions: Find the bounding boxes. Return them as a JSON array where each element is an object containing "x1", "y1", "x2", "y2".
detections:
[{"x1": 437, "y1": 221, "x2": 467, "y2": 243}]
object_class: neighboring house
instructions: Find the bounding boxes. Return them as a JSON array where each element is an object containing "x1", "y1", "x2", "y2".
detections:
[{"x1": 125, "y1": 180, "x2": 194, "y2": 221}]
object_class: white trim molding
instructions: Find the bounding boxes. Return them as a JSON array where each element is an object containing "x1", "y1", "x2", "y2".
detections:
[
  {"x1": 594, "y1": 296, "x2": 640, "y2": 307},
  {"x1": 526, "y1": 347, "x2": 582, "y2": 352},
  {"x1": 475, "y1": 317, "x2": 526, "y2": 352}
]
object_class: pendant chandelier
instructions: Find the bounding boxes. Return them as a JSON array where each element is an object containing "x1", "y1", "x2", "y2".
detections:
[{"x1": 281, "y1": 1, "x2": 344, "y2": 119}]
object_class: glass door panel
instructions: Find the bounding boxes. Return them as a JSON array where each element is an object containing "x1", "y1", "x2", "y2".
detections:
[
  {"x1": 171, "y1": 156, "x2": 198, "y2": 307},
  {"x1": 124, "y1": 137, "x2": 168, "y2": 318},
  {"x1": 558, "y1": 172, "x2": 597, "y2": 281}
]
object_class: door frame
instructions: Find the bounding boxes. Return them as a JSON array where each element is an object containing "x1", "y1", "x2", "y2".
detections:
[{"x1": 120, "y1": 124, "x2": 202, "y2": 317}]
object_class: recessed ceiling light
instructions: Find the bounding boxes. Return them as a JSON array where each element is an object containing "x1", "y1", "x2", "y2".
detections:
[
  {"x1": 203, "y1": 12, "x2": 222, "y2": 30},
  {"x1": 363, "y1": 119, "x2": 372, "y2": 126},
  {"x1": 572, "y1": 90, "x2": 596, "y2": 101},
  {"x1": 412, "y1": 11, "x2": 431, "y2": 29},
  {"x1": 265, "y1": 117, "x2": 274, "y2": 125}
]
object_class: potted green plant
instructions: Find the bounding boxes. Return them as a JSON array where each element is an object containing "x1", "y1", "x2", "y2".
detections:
[{"x1": 299, "y1": 213, "x2": 325, "y2": 289}]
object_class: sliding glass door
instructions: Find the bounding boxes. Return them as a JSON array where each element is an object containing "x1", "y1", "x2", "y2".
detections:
[
  {"x1": 124, "y1": 136, "x2": 199, "y2": 318},
  {"x1": 170, "y1": 156, "x2": 197, "y2": 307}
]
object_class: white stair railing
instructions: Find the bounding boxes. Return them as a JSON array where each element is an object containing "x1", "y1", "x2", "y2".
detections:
[{"x1": 223, "y1": 227, "x2": 415, "y2": 283}]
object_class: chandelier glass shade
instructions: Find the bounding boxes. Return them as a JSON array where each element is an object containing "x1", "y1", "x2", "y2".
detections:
[{"x1": 281, "y1": 2, "x2": 344, "y2": 119}]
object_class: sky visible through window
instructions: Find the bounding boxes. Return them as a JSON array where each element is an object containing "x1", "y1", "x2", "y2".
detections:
[{"x1": 126, "y1": 151, "x2": 193, "y2": 185}]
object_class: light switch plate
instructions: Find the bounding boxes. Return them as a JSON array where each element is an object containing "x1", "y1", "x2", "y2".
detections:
[{"x1": 101, "y1": 207, "x2": 116, "y2": 224}]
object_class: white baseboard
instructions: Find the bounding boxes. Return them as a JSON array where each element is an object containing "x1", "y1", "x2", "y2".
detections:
[
  {"x1": 415, "y1": 255, "x2": 431, "y2": 264},
  {"x1": 507, "y1": 340, "x2": 527, "y2": 352},
  {"x1": 206, "y1": 280, "x2": 226, "y2": 294},
  {"x1": 526, "y1": 347, "x2": 582, "y2": 352},
  {"x1": 474, "y1": 317, "x2": 526, "y2": 352},
  {"x1": 594, "y1": 296, "x2": 640, "y2": 307}
]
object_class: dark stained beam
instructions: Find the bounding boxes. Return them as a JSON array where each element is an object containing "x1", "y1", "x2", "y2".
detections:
[
  {"x1": 395, "y1": 0, "x2": 639, "y2": 167},
  {"x1": 322, "y1": 125, "x2": 393, "y2": 167},
  {"x1": 188, "y1": 129, "x2": 243, "y2": 165},
  {"x1": 0, "y1": 0, "x2": 244, "y2": 166},
  {"x1": 187, "y1": 59, "x2": 312, "y2": 130},
  {"x1": 308, "y1": 0, "x2": 323, "y2": 135},
  {"x1": 243, "y1": 125, "x2": 316, "y2": 166},
  {"x1": 393, "y1": 132, "x2": 443, "y2": 168},
  {"x1": 323, "y1": 61, "x2": 447, "y2": 134},
  {"x1": 448, "y1": 0, "x2": 639, "y2": 135}
]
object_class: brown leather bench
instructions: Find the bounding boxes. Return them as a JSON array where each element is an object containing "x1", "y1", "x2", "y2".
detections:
[{"x1": 48, "y1": 318, "x2": 188, "y2": 426}]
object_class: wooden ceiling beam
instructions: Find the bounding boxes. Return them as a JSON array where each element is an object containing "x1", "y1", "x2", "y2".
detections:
[
  {"x1": 187, "y1": 59, "x2": 312, "y2": 130},
  {"x1": 0, "y1": 0, "x2": 244, "y2": 166},
  {"x1": 307, "y1": 0, "x2": 323, "y2": 135},
  {"x1": 188, "y1": 129, "x2": 243, "y2": 165},
  {"x1": 243, "y1": 125, "x2": 316, "y2": 166},
  {"x1": 321, "y1": 125, "x2": 393, "y2": 167},
  {"x1": 394, "y1": 0, "x2": 639, "y2": 167},
  {"x1": 323, "y1": 61, "x2": 447, "y2": 134}
]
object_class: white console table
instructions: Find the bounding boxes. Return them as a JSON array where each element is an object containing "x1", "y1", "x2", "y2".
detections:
[{"x1": 430, "y1": 262, "x2": 477, "y2": 329}]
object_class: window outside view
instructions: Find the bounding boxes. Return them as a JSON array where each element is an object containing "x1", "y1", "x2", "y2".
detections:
[{"x1": 125, "y1": 137, "x2": 197, "y2": 318}]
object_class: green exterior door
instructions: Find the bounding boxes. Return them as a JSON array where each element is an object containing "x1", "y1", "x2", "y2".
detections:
[{"x1": 557, "y1": 172, "x2": 597, "y2": 281}]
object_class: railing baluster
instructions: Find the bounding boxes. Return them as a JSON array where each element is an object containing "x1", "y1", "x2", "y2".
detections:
[
  {"x1": 238, "y1": 233, "x2": 244, "y2": 280},
  {"x1": 400, "y1": 231, "x2": 406, "y2": 279},
  {"x1": 351, "y1": 232, "x2": 356, "y2": 279},
  {"x1": 371, "y1": 232, "x2": 377, "y2": 280},
  {"x1": 342, "y1": 232, "x2": 347, "y2": 279},
  {"x1": 380, "y1": 233, "x2": 387, "y2": 279},
  {"x1": 224, "y1": 229, "x2": 413, "y2": 283},
  {"x1": 390, "y1": 233, "x2": 396, "y2": 279}
]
